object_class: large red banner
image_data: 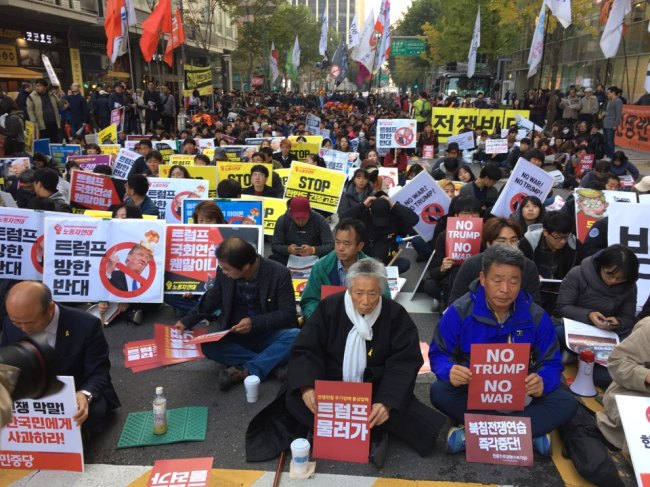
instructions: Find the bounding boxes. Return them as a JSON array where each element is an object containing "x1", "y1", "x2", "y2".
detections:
[{"x1": 615, "y1": 105, "x2": 650, "y2": 152}]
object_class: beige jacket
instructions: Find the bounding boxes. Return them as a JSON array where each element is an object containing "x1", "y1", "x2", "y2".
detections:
[
  {"x1": 580, "y1": 94, "x2": 599, "y2": 116},
  {"x1": 596, "y1": 317, "x2": 650, "y2": 452},
  {"x1": 26, "y1": 90, "x2": 64, "y2": 130}
]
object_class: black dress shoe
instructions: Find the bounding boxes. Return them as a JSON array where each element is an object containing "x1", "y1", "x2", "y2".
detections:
[{"x1": 369, "y1": 431, "x2": 390, "y2": 468}]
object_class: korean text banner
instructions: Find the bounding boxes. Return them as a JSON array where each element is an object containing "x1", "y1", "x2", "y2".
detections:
[
  {"x1": 432, "y1": 108, "x2": 530, "y2": 142},
  {"x1": 98, "y1": 124, "x2": 117, "y2": 144},
  {"x1": 69, "y1": 171, "x2": 125, "y2": 213},
  {"x1": 154, "y1": 141, "x2": 178, "y2": 165},
  {"x1": 184, "y1": 65, "x2": 213, "y2": 97},
  {"x1": 43, "y1": 217, "x2": 166, "y2": 303},
  {"x1": 220, "y1": 145, "x2": 258, "y2": 162},
  {"x1": 319, "y1": 148, "x2": 358, "y2": 172},
  {"x1": 160, "y1": 165, "x2": 218, "y2": 198},
  {"x1": 147, "y1": 177, "x2": 210, "y2": 223},
  {"x1": 49, "y1": 144, "x2": 81, "y2": 165},
  {"x1": 164, "y1": 224, "x2": 264, "y2": 294},
  {"x1": 284, "y1": 162, "x2": 346, "y2": 213},
  {"x1": 614, "y1": 394, "x2": 650, "y2": 487},
  {"x1": 112, "y1": 148, "x2": 141, "y2": 180},
  {"x1": 217, "y1": 162, "x2": 273, "y2": 188},
  {"x1": 67, "y1": 154, "x2": 112, "y2": 171},
  {"x1": 182, "y1": 198, "x2": 263, "y2": 225},
  {"x1": 615, "y1": 105, "x2": 650, "y2": 152},
  {"x1": 0, "y1": 376, "x2": 84, "y2": 472},
  {"x1": 240, "y1": 195, "x2": 288, "y2": 236},
  {"x1": 392, "y1": 170, "x2": 451, "y2": 241},
  {"x1": 169, "y1": 154, "x2": 196, "y2": 166},
  {"x1": 0, "y1": 207, "x2": 45, "y2": 280},
  {"x1": 491, "y1": 158, "x2": 553, "y2": 218},
  {"x1": 377, "y1": 119, "x2": 417, "y2": 149},
  {"x1": 289, "y1": 142, "x2": 321, "y2": 161}
]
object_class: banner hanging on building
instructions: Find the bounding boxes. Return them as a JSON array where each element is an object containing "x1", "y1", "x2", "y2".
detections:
[{"x1": 184, "y1": 65, "x2": 213, "y2": 96}]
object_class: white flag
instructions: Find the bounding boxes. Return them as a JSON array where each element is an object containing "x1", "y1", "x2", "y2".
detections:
[
  {"x1": 544, "y1": 0, "x2": 571, "y2": 28},
  {"x1": 269, "y1": 42, "x2": 279, "y2": 84},
  {"x1": 527, "y1": 2, "x2": 547, "y2": 78},
  {"x1": 291, "y1": 36, "x2": 301, "y2": 69},
  {"x1": 467, "y1": 7, "x2": 480, "y2": 79},
  {"x1": 111, "y1": 6, "x2": 129, "y2": 63},
  {"x1": 125, "y1": 0, "x2": 137, "y2": 26},
  {"x1": 600, "y1": 0, "x2": 631, "y2": 59},
  {"x1": 374, "y1": 0, "x2": 391, "y2": 72},
  {"x1": 349, "y1": 14, "x2": 359, "y2": 48},
  {"x1": 645, "y1": 62, "x2": 650, "y2": 93},
  {"x1": 319, "y1": 11, "x2": 328, "y2": 56},
  {"x1": 351, "y1": 9, "x2": 375, "y2": 72}
]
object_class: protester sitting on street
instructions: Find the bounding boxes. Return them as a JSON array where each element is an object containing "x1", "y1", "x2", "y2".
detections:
[
  {"x1": 511, "y1": 196, "x2": 545, "y2": 233},
  {"x1": 449, "y1": 217, "x2": 541, "y2": 305},
  {"x1": 429, "y1": 245, "x2": 577, "y2": 456},
  {"x1": 93, "y1": 164, "x2": 113, "y2": 176},
  {"x1": 272, "y1": 138, "x2": 297, "y2": 168},
  {"x1": 217, "y1": 178, "x2": 242, "y2": 198},
  {"x1": 454, "y1": 164, "x2": 475, "y2": 184},
  {"x1": 32, "y1": 168, "x2": 71, "y2": 213},
  {"x1": 437, "y1": 179, "x2": 456, "y2": 198},
  {"x1": 11, "y1": 169, "x2": 36, "y2": 208},
  {"x1": 340, "y1": 193, "x2": 419, "y2": 274},
  {"x1": 431, "y1": 157, "x2": 460, "y2": 181},
  {"x1": 251, "y1": 151, "x2": 285, "y2": 195},
  {"x1": 503, "y1": 137, "x2": 531, "y2": 171},
  {"x1": 124, "y1": 173, "x2": 160, "y2": 217},
  {"x1": 242, "y1": 164, "x2": 280, "y2": 198},
  {"x1": 194, "y1": 154, "x2": 211, "y2": 165},
  {"x1": 609, "y1": 151, "x2": 639, "y2": 181},
  {"x1": 338, "y1": 168, "x2": 373, "y2": 215},
  {"x1": 182, "y1": 138, "x2": 197, "y2": 154},
  {"x1": 145, "y1": 151, "x2": 163, "y2": 177},
  {"x1": 287, "y1": 259, "x2": 446, "y2": 467},
  {"x1": 169, "y1": 165, "x2": 192, "y2": 178},
  {"x1": 383, "y1": 148, "x2": 408, "y2": 173},
  {"x1": 458, "y1": 165, "x2": 501, "y2": 216},
  {"x1": 129, "y1": 139, "x2": 153, "y2": 176},
  {"x1": 605, "y1": 174, "x2": 621, "y2": 191},
  {"x1": 596, "y1": 316, "x2": 650, "y2": 454},
  {"x1": 554, "y1": 244, "x2": 638, "y2": 388},
  {"x1": 416, "y1": 122, "x2": 438, "y2": 156},
  {"x1": 270, "y1": 197, "x2": 334, "y2": 265},
  {"x1": 524, "y1": 148, "x2": 546, "y2": 168},
  {"x1": 112, "y1": 203, "x2": 143, "y2": 219},
  {"x1": 579, "y1": 159, "x2": 610, "y2": 189},
  {"x1": 173, "y1": 237, "x2": 299, "y2": 391}
]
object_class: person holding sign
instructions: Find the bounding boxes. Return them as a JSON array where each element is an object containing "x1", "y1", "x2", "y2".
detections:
[
  {"x1": 429, "y1": 245, "x2": 577, "y2": 456},
  {"x1": 272, "y1": 139, "x2": 298, "y2": 168},
  {"x1": 241, "y1": 165, "x2": 280, "y2": 198},
  {"x1": 286, "y1": 259, "x2": 446, "y2": 467},
  {"x1": 124, "y1": 174, "x2": 159, "y2": 217}
]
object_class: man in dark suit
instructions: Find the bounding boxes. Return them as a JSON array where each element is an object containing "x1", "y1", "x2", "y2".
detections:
[
  {"x1": 174, "y1": 237, "x2": 299, "y2": 391},
  {"x1": 1, "y1": 281, "x2": 120, "y2": 436}
]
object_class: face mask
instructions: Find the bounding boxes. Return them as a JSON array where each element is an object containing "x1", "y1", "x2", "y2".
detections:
[
  {"x1": 359, "y1": 132, "x2": 365, "y2": 138},
  {"x1": 563, "y1": 128, "x2": 569, "y2": 134}
]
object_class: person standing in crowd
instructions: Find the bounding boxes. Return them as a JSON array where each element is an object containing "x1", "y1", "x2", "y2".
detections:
[
  {"x1": 26, "y1": 79, "x2": 65, "y2": 143},
  {"x1": 144, "y1": 81, "x2": 161, "y2": 133},
  {"x1": 15, "y1": 82, "x2": 32, "y2": 119},
  {"x1": 412, "y1": 91, "x2": 432, "y2": 134},
  {"x1": 65, "y1": 83, "x2": 88, "y2": 136},
  {"x1": 603, "y1": 86, "x2": 623, "y2": 160},
  {"x1": 93, "y1": 88, "x2": 110, "y2": 129},
  {"x1": 108, "y1": 82, "x2": 128, "y2": 116},
  {"x1": 160, "y1": 85, "x2": 175, "y2": 133},
  {"x1": 579, "y1": 87, "x2": 599, "y2": 124},
  {"x1": 0, "y1": 99, "x2": 25, "y2": 155}
]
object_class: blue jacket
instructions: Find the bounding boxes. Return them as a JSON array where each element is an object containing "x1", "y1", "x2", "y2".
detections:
[{"x1": 429, "y1": 282, "x2": 562, "y2": 396}]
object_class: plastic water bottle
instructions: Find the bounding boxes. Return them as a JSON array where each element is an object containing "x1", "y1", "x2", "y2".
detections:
[{"x1": 152, "y1": 386, "x2": 167, "y2": 435}]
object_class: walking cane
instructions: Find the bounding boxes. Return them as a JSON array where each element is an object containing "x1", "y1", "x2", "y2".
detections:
[{"x1": 272, "y1": 449, "x2": 287, "y2": 487}]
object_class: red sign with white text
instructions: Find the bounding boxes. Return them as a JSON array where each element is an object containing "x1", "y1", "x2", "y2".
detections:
[
  {"x1": 575, "y1": 154, "x2": 594, "y2": 177},
  {"x1": 467, "y1": 343, "x2": 530, "y2": 411},
  {"x1": 446, "y1": 217, "x2": 483, "y2": 264},
  {"x1": 69, "y1": 171, "x2": 125, "y2": 212},
  {"x1": 465, "y1": 413, "x2": 533, "y2": 466},
  {"x1": 153, "y1": 323, "x2": 205, "y2": 365},
  {"x1": 148, "y1": 457, "x2": 213, "y2": 487},
  {"x1": 313, "y1": 380, "x2": 372, "y2": 464}
]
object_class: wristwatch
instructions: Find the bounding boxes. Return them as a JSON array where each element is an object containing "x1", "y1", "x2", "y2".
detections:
[{"x1": 79, "y1": 390, "x2": 93, "y2": 404}]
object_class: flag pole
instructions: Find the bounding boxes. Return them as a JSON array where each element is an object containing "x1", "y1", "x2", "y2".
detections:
[
  {"x1": 124, "y1": 8, "x2": 136, "y2": 93},
  {"x1": 533, "y1": 11, "x2": 550, "y2": 140}
]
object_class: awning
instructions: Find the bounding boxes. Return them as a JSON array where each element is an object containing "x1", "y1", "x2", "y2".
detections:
[{"x1": 0, "y1": 66, "x2": 43, "y2": 80}]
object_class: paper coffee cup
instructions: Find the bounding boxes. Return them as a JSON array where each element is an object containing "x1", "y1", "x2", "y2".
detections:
[
  {"x1": 290, "y1": 438, "x2": 310, "y2": 473},
  {"x1": 244, "y1": 375, "x2": 260, "y2": 403}
]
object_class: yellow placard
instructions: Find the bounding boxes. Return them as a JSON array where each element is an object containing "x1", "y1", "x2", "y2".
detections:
[
  {"x1": 503, "y1": 109, "x2": 531, "y2": 130},
  {"x1": 84, "y1": 209, "x2": 157, "y2": 220},
  {"x1": 241, "y1": 195, "x2": 288, "y2": 236},
  {"x1": 98, "y1": 124, "x2": 118, "y2": 144},
  {"x1": 288, "y1": 142, "x2": 320, "y2": 162},
  {"x1": 203, "y1": 148, "x2": 215, "y2": 159},
  {"x1": 217, "y1": 162, "x2": 273, "y2": 188},
  {"x1": 69, "y1": 48, "x2": 84, "y2": 95},
  {"x1": 289, "y1": 135, "x2": 323, "y2": 145},
  {"x1": 169, "y1": 154, "x2": 196, "y2": 166},
  {"x1": 160, "y1": 164, "x2": 218, "y2": 197},
  {"x1": 24, "y1": 121, "x2": 35, "y2": 155},
  {"x1": 284, "y1": 161, "x2": 346, "y2": 213},
  {"x1": 292, "y1": 279, "x2": 308, "y2": 301},
  {"x1": 99, "y1": 144, "x2": 120, "y2": 155},
  {"x1": 431, "y1": 108, "x2": 531, "y2": 142},
  {"x1": 275, "y1": 168, "x2": 290, "y2": 188}
]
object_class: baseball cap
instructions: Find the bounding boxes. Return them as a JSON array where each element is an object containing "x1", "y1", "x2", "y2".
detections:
[
  {"x1": 447, "y1": 142, "x2": 459, "y2": 152},
  {"x1": 370, "y1": 198, "x2": 391, "y2": 227},
  {"x1": 634, "y1": 175, "x2": 650, "y2": 193},
  {"x1": 289, "y1": 197, "x2": 311, "y2": 219}
]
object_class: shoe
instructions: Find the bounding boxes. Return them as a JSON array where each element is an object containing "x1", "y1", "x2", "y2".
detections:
[
  {"x1": 369, "y1": 431, "x2": 390, "y2": 468},
  {"x1": 533, "y1": 433, "x2": 552, "y2": 456},
  {"x1": 218, "y1": 366, "x2": 249, "y2": 391},
  {"x1": 445, "y1": 425, "x2": 466, "y2": 454},
  {"x1": 271, "y1": 364, "x2": 288, "y2": 382}
]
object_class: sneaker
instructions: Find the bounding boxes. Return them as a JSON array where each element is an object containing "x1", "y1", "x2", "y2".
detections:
[
  {"x1": 533, "y1": 433, "x2": 552, "y2": 456},
  {"x1": 445, "y1": 425, "x2": 466, "y2": 454}
]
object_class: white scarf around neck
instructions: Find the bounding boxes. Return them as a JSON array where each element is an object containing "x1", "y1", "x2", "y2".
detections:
[{"x1": 342, "y1": 290, "x2": 382, "y2": 382}]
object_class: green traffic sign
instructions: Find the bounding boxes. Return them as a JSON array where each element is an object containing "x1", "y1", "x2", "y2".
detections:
[{"x1": 391, "y1": 39, "x2": 426, "y2": 57}]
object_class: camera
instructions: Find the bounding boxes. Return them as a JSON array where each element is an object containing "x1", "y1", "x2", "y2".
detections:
[{"x1": 0, "y1": 332, "x2": 63, "y2": 401}]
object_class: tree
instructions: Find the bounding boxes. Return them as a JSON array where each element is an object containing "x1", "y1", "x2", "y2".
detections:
[{"x1": 183, "y1": 0, "x2": 239, "y2": 60}]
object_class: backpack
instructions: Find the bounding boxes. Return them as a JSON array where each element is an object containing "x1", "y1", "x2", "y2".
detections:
[{"x1": 418, "y1": 100, "x2": 432, "y2": 119}]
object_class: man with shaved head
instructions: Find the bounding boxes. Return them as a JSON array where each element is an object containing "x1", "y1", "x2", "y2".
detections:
[{"x1": 1, "y1": 281, "x2": 120, "y2": 440}]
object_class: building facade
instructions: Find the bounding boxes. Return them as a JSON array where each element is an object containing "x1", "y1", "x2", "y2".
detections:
[{"x1": 288, "y1": 0, "x2": 364, "y2": 39}]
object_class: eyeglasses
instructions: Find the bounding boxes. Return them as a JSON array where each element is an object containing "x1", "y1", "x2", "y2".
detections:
[
  {"x1": 549, "y1": 233, "x2": 570, "y2": 242},
  {"x1": 494, "y1": 237, "x2": 520, "y2": 245}
]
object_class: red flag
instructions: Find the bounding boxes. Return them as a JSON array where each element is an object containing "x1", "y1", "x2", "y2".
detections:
[
  {"x1": 139, "y1": 0, "x2": 172, "y2": 62},
  {"x1": 105, "y1": 0, "x2": 123, "y2": 61},
  {"x1": 164, "y1": 8, "x2": 186, "y2": 67},
  {"x1": 356, "y1": 62, "x2": 372, "y2": 85}
]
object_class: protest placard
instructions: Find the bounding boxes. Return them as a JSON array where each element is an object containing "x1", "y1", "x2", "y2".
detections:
[
  {"x1": 275, "y1": 168, "x2": 290, "y2": 188},
  {"x1": 154, "y1": 141, "x2": 177, "y2": 164},
  {"x1": 377, "y1": 119, "x2": 417, "y2": 149},
  {"x1": 606, "y1": 202, "x2": 650, "y2": 310},
  {"x1": 306, "y1": 114, "x2": 321, "y2": 135},
  {"x1": 485, "y1": 139, "x2": 508, "y2": 155},
  {"x1": 0, "y1": 376, "x2": 84, "y2": 472},
  {"x1": 378, "y1": 167, "x2": 399, "y2": 190},
  {"x1": 422, "y1": 145, "x2": 435, "y2": 158},
  {"x1": 160, "y1": 165, "x2": 218, "y2": 197},
  {"x1": 164, "y1": 224, "x2": 263, "y2": 294},
  {"x1": 313, "y1": 380, "x2": 372, "y2": 464},
  {"x1": 575, "y1": 153, "x2": 595, "y2": 177},
  {"x1": 49, "y1": 144, "x2": 82, "y2": 165},
  {"x1": 284, "y1": 162, "x2": 347, "y2": 213},
  {"x1": 563, "y1": 318, "x2": 620, "y2": 366},
  {"x1": 446, "y1": 217, "x2": 483, "y2": 263},
  {"x1": 112, "y1": 148, "x2": 141, "y2": 179},
  {"x1": 221, "y1": 145, "x2": 258, "y2": 162},
  {"x1": 0, "y1": 207, "x2": 45, "y2": 280},
  {"x1": 615, "y1": 105, "x2": 650, "y2": 152},
  {"x1": 169, "y1": 154, "x2": 196, "y2": 166},
  {"x1": 289, "y1": 142, "x2": 321, "y2": 161},
  {"x1": 123, "y1": 339, "x2": 160, "y2": 372},
  {"x1": 185, "y1": 330, "x2": 231, "y2": 346},
  {"x1": 217, "y1": 162, "x2": 273, "y2": 188},
  {"x1": 392, "y1": 170, "x2": 451, "y2": 241},
  {"x1": 574, "y1": 190, "x2": 637, "y2": 242},
  {"x1": 98, "y1": 144, "x2": 121, "y2": 156},
  {"x1": 147, "y1": 177, "x2": 209, "y2": 223},
  {"x1": 24, "y1": 120, "x2": 35, "y2": 155},
  {"x1": 614, "y1": 395, "x2": 650, "y2": 487},
  {"x1": 491, "y1": 158, "x2": 553, "y2": 218},
  {"x1": 447, "y1": 131, "x2": 475, "y2": 150},
  {"x1": 98, "y1": 124, "x2": 118, "y2": 144},
  {"x1": 85, "y1": 133, "x2": 99, "y2": 145},
  {"x1": 197, "y1": 138, "x2": 214, "y2": 152},
  {"x1": 154, "y1": 323, "x2": 206, "y2": 365},
  {"x1": 182, "y1": 198, "x2": 262, "y2": 225},
  {"x1": 289, "y1": 135, "x2": 323, "y2": 145},
  {"x1": 67, "y1": 154, "x2": 112, "y2": 171},
  {"x1": 148, "y1": 457, "x2": 213, "y2": 487},
  {"x1": 467, "y1": 343, "x2": 530, "y2": 411},
  {"x1": 0, "y1": 191, "x2": 16, "y2": 207},
  {"x1": 69, "y1": 171, "x2": 126, "y2": 212},
  {"x1": 34, "y1": 139, "x2": 50, "y2": 158},
  {"x1": 41, "y1": 54, "x2": 60, "y2": 87},
  {"x1": 465, "y1": 413, "x2": 533, "y2": 467},
  {"x1": 319, "y1": 148, "x2": 357, "y2": 172},
  {"x1": 241, "y1": 195, "x2": 288, "y2": 236},
  {"x1": 111, "y1": 109, "x2": 122, "y2": 128},
  {"x1": 43, "y1": 217, "x2": 165, "y2": 303}
]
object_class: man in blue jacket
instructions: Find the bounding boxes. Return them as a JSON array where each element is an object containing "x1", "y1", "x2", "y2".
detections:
[{"x1": 429, "y1": 245, "x2": 577, "y2": 456}]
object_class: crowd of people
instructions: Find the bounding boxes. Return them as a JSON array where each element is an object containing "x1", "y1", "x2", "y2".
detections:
[{"x1": 0, "y1": 79, "x2": 648, "y2": 479}]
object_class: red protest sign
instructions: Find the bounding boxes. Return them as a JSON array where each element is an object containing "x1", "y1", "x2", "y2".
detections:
[
  {"x1": 69, "y1": 171, "x2": 125, "y2": 211},
  {"x1": 153, "y1": 324, "x2": 205, "y2": 366},
  {"x1": 185, "y1": 329, "x2": 230, "y2": 345},
  {"x1": 446, "y1": 217, "x2": 483, "y2": 263},
  {"x1": 320, "y1": 285, "x2": 346, "y2": 298},
  {"x1": 422, "y1": 145, "x2": 435, "y2": 158},
  {"x1": 123, "y1": 339, "x2": 159, "y2": 371},
  {"x1": 148, "y1": 457, "x2": 213, "y2": 487},
  {"x1": 575, "y1": 154, "x2": 594, "y2": 177},
  {"x1": 313, "y1": 380, "x2": 372, "y2": 464},
  {"x1": 467, "y1": 343, "x2": 530, "y2": 411},
  {"x1": 465, "y1": 413, "x2": 533, "y2": 467}
]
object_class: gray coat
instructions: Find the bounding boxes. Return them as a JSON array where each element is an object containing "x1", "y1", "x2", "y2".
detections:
[
  {"x1": 271, "y1": 211, "x2": 334, "y2": 257},
  {"x1": 603, "y1": 96, "x2": 623, "y2": 129}
]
